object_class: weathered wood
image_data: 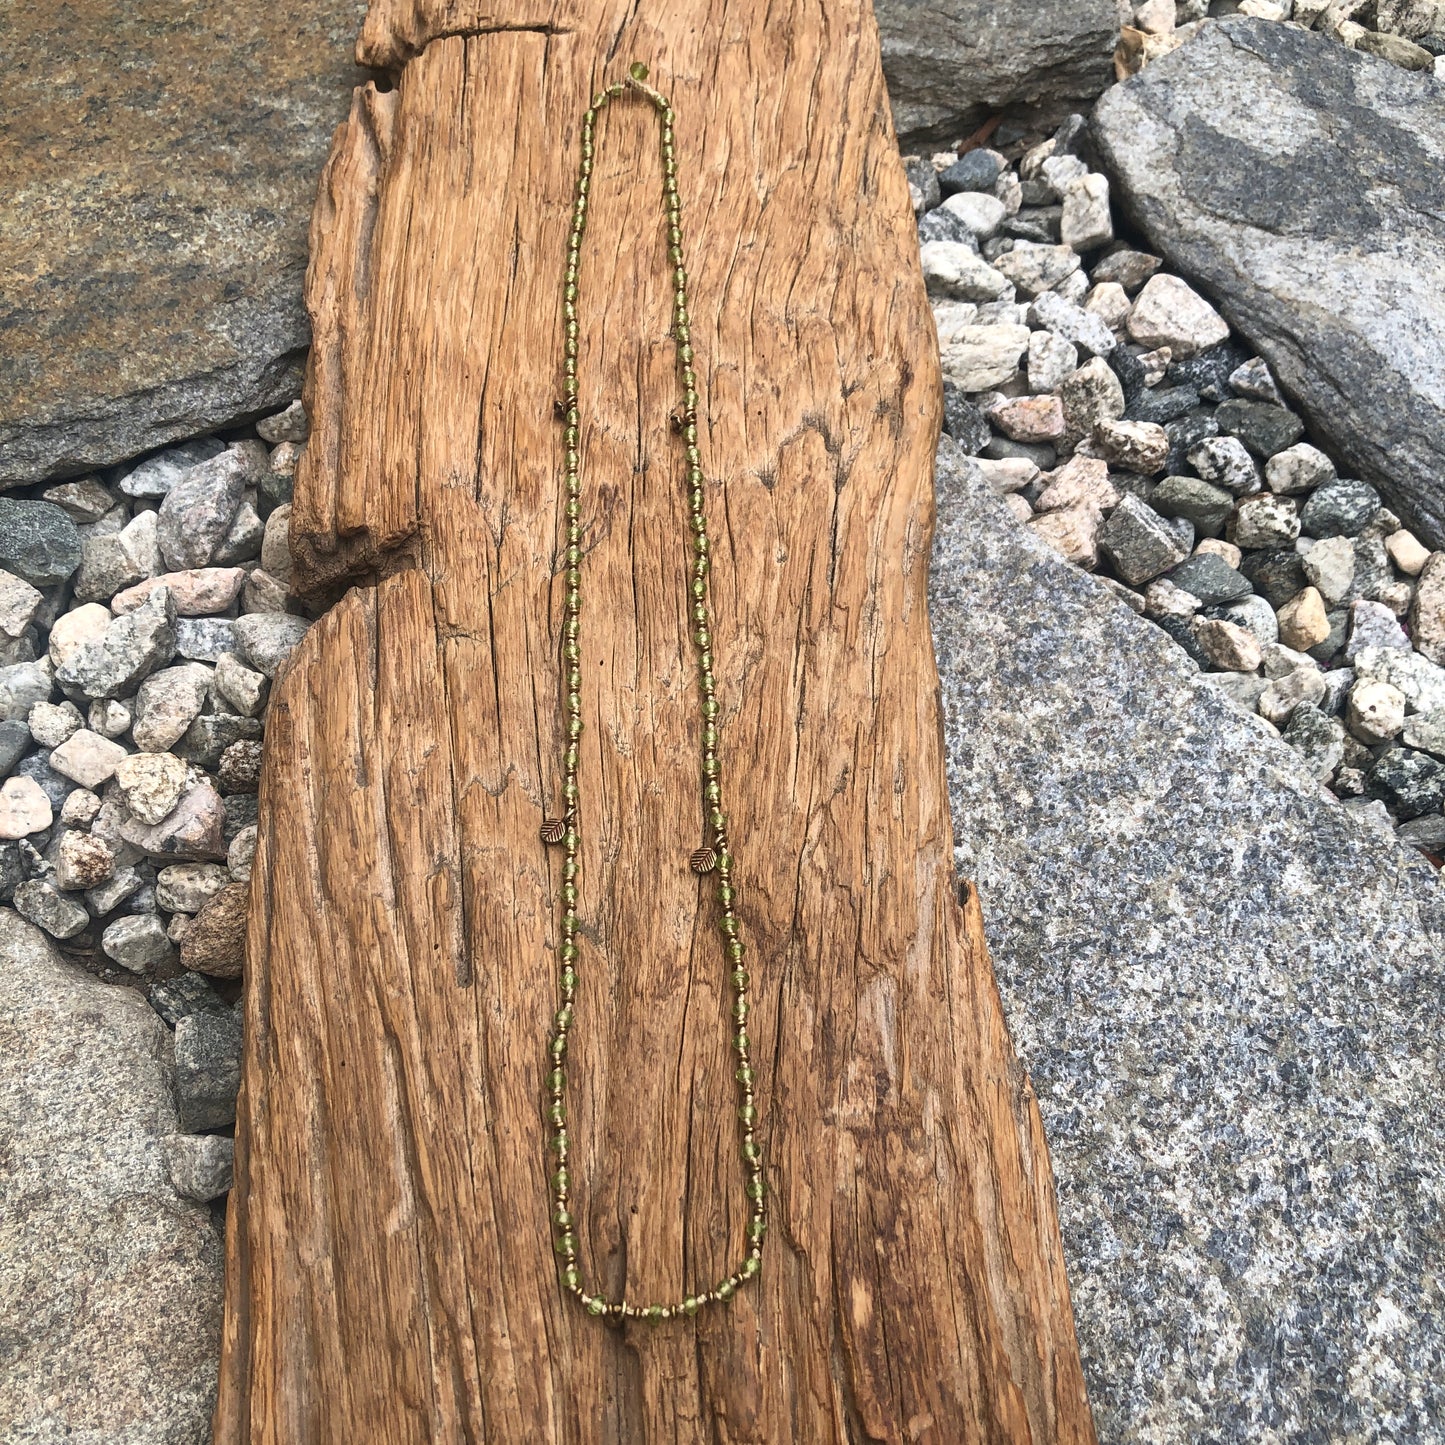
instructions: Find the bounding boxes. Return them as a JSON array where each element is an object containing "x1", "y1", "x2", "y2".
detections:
[{"x1": 217, "y1": 2, "x2": 1098, "y2": 1439}]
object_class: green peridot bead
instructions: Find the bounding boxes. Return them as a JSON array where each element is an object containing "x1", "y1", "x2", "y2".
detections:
[{"x1": 682, "y1": 1296, "x2": 700, "y2": 1316}]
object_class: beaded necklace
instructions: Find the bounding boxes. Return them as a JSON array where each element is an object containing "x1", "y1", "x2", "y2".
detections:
[{"x1": 538, "y1": 62, "x2": 766, "y2": 1323}]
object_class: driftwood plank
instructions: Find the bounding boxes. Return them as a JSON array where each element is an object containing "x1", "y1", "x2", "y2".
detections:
[{"x1": 216, "y1": 2, "x2": 1098, "y2": 1439}]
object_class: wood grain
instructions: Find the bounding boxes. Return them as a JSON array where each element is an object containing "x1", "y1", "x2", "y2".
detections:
[{"x1": 216, "y1": 2, "x2": 1098, "y2": 1439}]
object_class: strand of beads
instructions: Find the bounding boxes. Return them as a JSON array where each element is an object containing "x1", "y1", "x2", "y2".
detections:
[{"x1": 540, "y1": 62, "x2": 765, "y2": 1324}]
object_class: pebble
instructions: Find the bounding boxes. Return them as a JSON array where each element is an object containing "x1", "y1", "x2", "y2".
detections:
[
  {"x1": 72, "y1": 511, "x2": 162, "y2": 603},
  {"x1": 85, "y1": 866, "x2": 145, "y2": 917},
  {"x1": 987, "y1": 395, "x2": 1065, "y2": 443},
  {"x1": 1300, "y1": 535, "x2": 1356, "y2": 605},
  {"x1": 173, "y1": 1009, "x2": 244, "y2": 1132},
  {"x1": 54, "y1": 589, "x2": 176, "y2": 701},
  {"x1": 156, "y1": 446, "x2": 253, "y2": 571},
  {"x1": 1035, "y1": 457, "x2": 1120, "y2": 514},
  {"x1": 215, "y1": 501, "x2": 266, "y2": 566},
  {"x1": 49, "y1": 729, "x2": 127, "y2": 790},
  {"x1": 233, "y1": 613, "x2": 310, "y2": 679},
  {"x1": 939, "y1": 149, "x2": 1002, "y2": 196},
  {"x1": 1187, "y1": 437, "x2": 1260, "y2": 496},
  {"x1": 1402, "y1": 708, "x2": 1445, "y2": 758},
  {"x1": 1409, "y1": 552, "x2": 1445, "y2": 666},
  {"x1": 113, "y1": 751, "x2": 189, "y2": 826},
  {"x1": 1281, "y1": 702, "x2": 1346, "y2": 781},
  {"x1": 111, "y1": 567, "x2": 246, "y2": 617},
  {"x1": 147, "y1": 972, "x2": 228, "y2": 1027},
  {"x1": 1385, "y1": 530, "x2": 1431, "y2": 577},
  {"x1": 0, "y1": 500, "x2": 83, "y2": 586},
  {"x1": 1100, "y1": 494, "x2": 1191, "y2": 585},
  {"x1": 1227, "y1": 357, "x2": 1284, "y2": 405},
  {"x1": 256, "y1": 399, "x2": 309, "y2": 444},
  {"x1": 53, "y1": 828, "x2": 115, "y2": 892},
  {"x1": 48, "y1": 605, "x2": 110, "y2": 672},
  {"x1": 994, "y1": 242, "x2": 1082, "y2": 298},
  {"x1": 227, "y1": 825, "x2": 257, "y2": 883},
  {"x1": 1028, "y1": 291, "x2": 1116, "y2": 357},
  {"x1": 131, "y1": 664, "x2": 212, "y2": 752},
  {"x1": 1258, "y1": 666, "x2": 1327, "y2": 727},
  {"x1": 27, "y1": 700, "x2": 82, "y2": 749},
  {"x1": 975, "y1": 458, "x2": 1039, "y2": 495},
  {"x1": 1346, "y1": 679, "x2": 1407, "y2": 744},
  {"x1": 1194, "y1": 618, "x2": 1263, "y2": 672},
  {"x1": 1059, "y1": 174, "x2": 1114, "y2": 251},
  {"x1": 40, "y1": 476, "x2": 117, "y2": 522},
  {"x1": 1030, "y1": 506, "x2": 1102, "y2": 568},
  {"x1": 0, "y1": 776, "x2": 53, "y2": 840},
  {"x1": 1166, "y1": 552, "x2": 1253, "y2": 606},
  {"x1": 118, "y1": 781, "x2": 227, "y2": 861},
  {"x1": 940, "y1": 192, "x2": 1008, "y2": 239},
  {"x1": 13, "y1": 878, "x2": 90, "y2": 939},
  {"x1": 1084, "y1": 282, "x2": 1131, "y2": 333},
  {"x1": 0, "y1": 570, "x2": 43, "y2": 641},
  {"x1": 1345, "y1": 599, "x2": 1410, "y2": 660},
  {"x1": 1214, "y1": 399, "x2": 1306, "y2": 460},
  {"x1": 1277, "y1": 587, "x2": 1332, "y2": 650},
  {"x1": 1299, "y1": 479, "x2": 1381, "y2": 538},
  {"x1": 1220, "y1": 593, "x2": 1279, "y2": 647},
  {"x1": 939, "y1": 323, "x2": 1030, "y2": 391},
  {"x1": 174, "y1": 618, "x2": 237, "y2": 664},
  {"x1": 177, "y1": 714, "x2": 263, "y2": 770},
  {"x1": 1264, "y1": 442, "x2": 1335, "y2": 495},
  {"x1": 1229, "y1": 493, "x2": 1300, "y2": 550},
  {"x1": 1204, "y1": 671, "x2": 1268, "y2": 713},
  {"x1": 163, "y1": 1134, "x2": 236, "y2": 1202},
  {"x1": 1126, "y1": 274, "x2": 1230, "y2": 357},
  {"x1": 1366, "y1": 748, "x2": 1445, "y2": 820},
  {"x1": 87, "y1": 698, "x2": 132, "y2": 740},
  {"x1": 1092, "y1": 249, "x2": 1161, "y2": 293},
  {"x1": 156, "y1": 862, "x2": 231, "y2": 915},
  {"x1": 1059, "y1": 358, "x2": 1126, "y2": 445},
  {"x1": 218, "y1": 739, "x2": 264, "y2": 793},
  {"x1": 59, "y1": 788, "x2": 102, "y2": 828},
  {"x1": 100, "y1": 913, "x2": 175, "y2": 973},
  {"x1": 1151, "y1": 474, "x2": 1234, "y2": 537},
  {"x1": 1093, "y1": 419, "x2": 1169, "y2": 473},
  {"x1": 181, "y1": 881, "x2": 249, "y2": 979},
  {"x1": 118, "y1": 438, "x2": 225, "y2": 498}
]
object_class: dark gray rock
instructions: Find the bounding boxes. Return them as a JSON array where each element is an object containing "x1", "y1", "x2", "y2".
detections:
[
  {"x1": 1151, "y1": 474, "x2": 1234, "y2": 537},
  {"x1": 0, "y1": 910, "x2": 223, "y2": 1439},
  {"x1": 1240, "y1": 548, "x2": 1309, "y2": 611},
  {"x1": 1125, "y1": 385, "x2": 1200, "y2": 427},
  {"x1": 1164, "y1": 409, "x2": 1219, "y2": 476},
  {"x1": 917, "y1": 206, "x2": 977, "y2": 247},
  {"x1": 1367, "y1": 747, "x2": 1445, "y2": 819},
  {"x1": 1100, "y1": 494, "x2": 1190, "y2": 586},
  {"x1": 875, "y1": 0, "x2": 1118, "y2": 145},
  {"x1": 173, "y1": 1007, "x2": 243, "y2": 1133},
  {"x1": 1164, "y1": 551, "x2": 1253, "y2": 606},
  {"x1": 929, "y1": 436, "x2": 1445, "y2": 1443},
  {"x1": 0, "y1": 719, "x2": 29, "y2": 778},
  {"x1": 1300, "y1": 479, "x2": 1383, "y2": 539},
  {"x1": 938, "y1": 149, "x2": 1002, "y2": 196},
  {"x1": 941, "y1": 383, "x2": 991, "y2": 454},
  {"x1": 0, "y1": 500, "x2": 82, "y2": 586},
  {"x1": 1166, "y1": 340, "x2": 1251, "y2": 403},
  {"x1": 1093, "y1": 19, "x2": 1445, "y2": 547},
  {"x1": 147, "y1": 971, "x2": 231, "y2": 1028},
  {"x1": 1213, "y1": 397, "x2": 1305, "y2": 460},
  {"x1": 0, "y1": 1, "x2": 364, "y2": 485}
]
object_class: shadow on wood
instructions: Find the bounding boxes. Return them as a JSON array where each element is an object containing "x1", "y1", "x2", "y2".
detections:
[{"x1": 215, "y1": 1, "x2": 1098, "y2": 1439}]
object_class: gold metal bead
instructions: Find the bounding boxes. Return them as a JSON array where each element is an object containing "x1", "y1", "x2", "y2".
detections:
[
  {"x1": 540, "y1": 817, "x2": 567, "y2": 845},
  {"x1": 690, "y1": 845, "x2": 717, "y2": 874}
]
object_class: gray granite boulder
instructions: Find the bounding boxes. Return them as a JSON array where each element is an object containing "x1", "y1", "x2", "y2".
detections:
[
  {"x1": 0, "y1": 1, "x2": 363, "y2": 485},
  {"x1": 875, "y1": 0, "x2": 1118, "y2": 145},
  {"x1": 1092, "y1": 20, "x2": 1445, "y2": 548},
  {"x1": 0, "y1": 909, "x2": 223, "y2": 1440},
  {"x1": 928, "y1": 436, "x2": 1445, "y2": 1443}
]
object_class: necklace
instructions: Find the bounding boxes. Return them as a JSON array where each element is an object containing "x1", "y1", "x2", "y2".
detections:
[{"x1": 538, "y1": 62, "x2": 766, "y2": 1323}]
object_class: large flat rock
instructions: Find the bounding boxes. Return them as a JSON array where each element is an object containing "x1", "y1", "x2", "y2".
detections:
[
  {"x1": 1092, "y1": 18, "x2": 1445, "y2": 549},
  {"x1": 0, "y1": 910, "x2": 224, "y2": 1442},
  {"x1": 0, "y1": 0, "x2": 364, "y2": 486},
  {"x1": 929, "y1": 436, "x2": 1445, "y2": 1442},
  {"x1": 876, "y1": 0, "x2": 1118, "y2": 145}
]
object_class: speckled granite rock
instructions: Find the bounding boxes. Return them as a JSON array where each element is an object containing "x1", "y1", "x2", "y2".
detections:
[
  {"x1": 0, "y1": 0, "x2": 363, "y2": 484},
  {"x1": 1092, "y1": 19, "x2": 1445, "y2": 547},
  {"x1": 875, "y1": 0, "x2": 1118, "y2": 145},
  {"x1": 928, "y1": 436, "x2": 1445, "y2": 1443},
  {"x1": 0, "y1": 908, "x2": 223, "y2": 1441}
]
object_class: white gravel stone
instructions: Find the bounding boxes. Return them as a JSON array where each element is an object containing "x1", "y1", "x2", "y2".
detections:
[
  {"x1": 1227, "y1": 357, "x2": 1284, "y2": 405},
  {"x1": 1354, "y1": 645, "x2": 1445, "y2": 714},
  {"x1": 1261, "y1": 642, "x2": 1320, "y2": 679},
  {"x1": 156, "y1": 862, "x2": 232, "y2": 915},
  {"x1": 27, "y1": 700, "x2": 83, "y2": 749},
  {"x1": 938, "y1": 323, "x2": 1030, "y2": 391},
  {"x1": 53, "y1": 830, "x2": 115, "y2": 891},
  {"x1": 240, "y1": 569, "x2": 289, "y2": 615},
  {"x1": 1195, "y1": 618, "x2": 1264, "y2": 672},
  {"x1": 156, "y1": 445, "x2": 255, "y2": 571},
  {"x1": 0, "y1": 570, "x2": 43, "y2": 640},
  {"x1": 940, "y1": 191, "x2": 1007, "y2": 239},
  {"x1": 1300, "y1": 535, "x2": 1356, "y2": 605},
  {"x1": 1027, "y1": 330, "x2": 1078, "y2": 392},
  {"x1": 49, "y1": 730, "x2": 127, "y2": 790},
  {"x1": 102, "y1": 914, "x2": 176, "y2": 974},
  {"x1": 1345, "y1": 680, "x2": 1407, "y2": 744},
  {"x1": 1188, "y1": 436, "x2": 1260, "y2": 496},
  {"x1": 1127, "y1": 274, "x2": 1230, "y2": 357},
  {"x1": 1029, "y1": 291, "x2": 1116, "y2": 357},
  {"x1": 227, "y1": 824, "x2": 257, "y2": 883},
  {"x1": 994, "y1": 242, "x2": 1082, "y2": 298},
  {"x1": 118, "y1": 780, "x2": 227, "y2": 861},
  {"x1": 72, "y1": 511, "x2": 163, "y2": 604},
  {"x1": 113, "y1": 751, "x2": 189, "y2": 827},
  {"x1": 54, "y1": 589, "x2": 176, "y2": 702},
  {"x1": 0, "y1": 659, "x2": 55, "y2": 723},
  {"x1": 1278, "y1": 587, "x2": 1331, "y2": 650},
  {"x1": 131, "y1": 664, "x2": 212, "y2": 753},
  {"x1": 48, "y1": 604, "x2": 111, "y2": 672},
  {"x1": 1264, "y1": 442, "x2": 1335, "y2": 495},
  {"x1": 0, "y1": 776, "x2": 53, "y2": 840},
  {"x1": 117, "y1": 438, "x2": 224, "y2": 498},
  {"x1": 974, "y1": 458, "x2": 1039, "y2": 495},
  {"x1": 1144, "y1": 578, "x2": 1201, "y2": 621},
  {"x1": 1230, "y1": 493, "x2": 1300, "y2": 549},
  {"x1": 87, "y1": 698, "x2": 132, "y2": 740},
  {"x1": 256, "y1": 400, "x2": 308, "y2": 444},
  {"x1": 214, "y1": 500, "x2": 265, "y2": 566},
  {"x1": 1059, "y1": 173, "x2": 1114, "y2": 251},
  {"x1": 13, "y1": 879, "x2": 89, "y2": 938},
  {"x1": 213, "y1": 653, "x2": 270, "y2": 718},
  {"x1": 59, "y1": 788, "x2": 102, "y2": 827},
  {"x1": 1258, "y1": 666, "x2": 1327, "y2": 727},
  {"x1": 1385, "y1": 530, "x2": 1431, "y2": 577},
  {"x1": 920, "y1": 242, "x2": 1012, "y2": 301},
  {"x1": 1221, "y1": 594, "x2": 1280, "y2": 648},
  {"x1": 260, "y1": 505, "x2": 291, "y2": 586},
  {"x1": 1084, "y1": 282, "x2": 1132, "y2": 332}
]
